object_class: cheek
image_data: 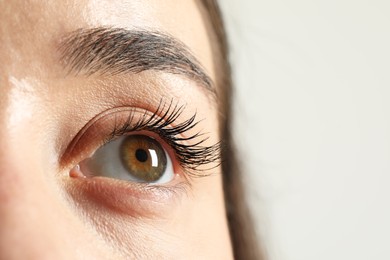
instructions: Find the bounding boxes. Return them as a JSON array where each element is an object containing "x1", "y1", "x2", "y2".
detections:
[{"x1": 180, "y1": 175, "x2": 232, "y2": 259}]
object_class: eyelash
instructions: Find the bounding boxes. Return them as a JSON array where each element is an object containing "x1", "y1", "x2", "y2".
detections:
[{"x1": 104, "y1": 100, "x2": 221, "y2": 177}]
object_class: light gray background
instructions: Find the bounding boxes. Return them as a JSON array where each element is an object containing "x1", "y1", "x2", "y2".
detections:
[{"x1": 219, "y1": 1, "x2": 390, "y2": 259}]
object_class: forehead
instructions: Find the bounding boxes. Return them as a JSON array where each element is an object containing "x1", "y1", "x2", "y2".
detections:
[{"x1": 0, "y1": 0, "x2": 215, "y2": 82}]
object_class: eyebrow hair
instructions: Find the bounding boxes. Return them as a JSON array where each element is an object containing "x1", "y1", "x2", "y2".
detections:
[{"x1": 58, "y1": 27, "x2": 215, "y2": 98}]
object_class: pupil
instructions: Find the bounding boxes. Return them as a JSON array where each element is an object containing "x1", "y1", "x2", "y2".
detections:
[{"x1": 135, "y1": 149, "x2": 148, "y2": 163}]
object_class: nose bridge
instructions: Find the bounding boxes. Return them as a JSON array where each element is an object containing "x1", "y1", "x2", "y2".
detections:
[
  {"x1": 0, "y1": 135, "x2": 63, "y2": 259},
  {"x1": 0, "y1": 24, "x2": 76, "y2": 256},
  {"x1": 0, "y1": 77, "x2": 71, "y2": 259},
  {"x1": 0, "y1": 3, "x2": 114, "y2": 259},
  {"x1": 0, "y1": 145, "x2": 44, "y2": 230},
  {"x1": 0, "y1": 134, "x2": 47, "y2": 209},
  {"x1": 0, "y1": 72, "x2": 102, "y2": 260}
]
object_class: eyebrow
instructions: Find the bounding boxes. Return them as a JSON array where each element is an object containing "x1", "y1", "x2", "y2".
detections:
[{"x1": 58, "y1": 27, "x2": 215, "y2": 98}]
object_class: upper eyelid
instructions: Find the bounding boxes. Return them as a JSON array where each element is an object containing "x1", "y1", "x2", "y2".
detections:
[
  {"x1": 60, "y1": 102, "x2": 221, "y2": 176},
  {"x1": 107, "y1": 102, "x2": 222, "y2": 175}
]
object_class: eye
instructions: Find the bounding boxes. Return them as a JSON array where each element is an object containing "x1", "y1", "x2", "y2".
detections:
[{"x1": 78, "y1": 134, "x2": 175, "y2": 184}]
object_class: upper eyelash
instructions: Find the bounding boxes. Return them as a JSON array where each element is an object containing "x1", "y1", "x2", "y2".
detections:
[{"x1": 107, "y1": 99, "x2": 222, "y2": 177}]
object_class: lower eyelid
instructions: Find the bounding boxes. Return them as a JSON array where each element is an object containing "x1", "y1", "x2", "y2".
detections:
[{"x1": 66, "y1": 174, "x2": 188, "y2": 218}]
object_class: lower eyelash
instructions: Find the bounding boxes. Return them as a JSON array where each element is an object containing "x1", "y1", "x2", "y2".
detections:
[{"x1": 108, "y1": 99, "x2": 222, "y2": 177}]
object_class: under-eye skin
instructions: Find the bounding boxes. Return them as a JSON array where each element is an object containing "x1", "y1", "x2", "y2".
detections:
[{"x1": 62, "y1": 100, "x2": 222, "y2": 196}]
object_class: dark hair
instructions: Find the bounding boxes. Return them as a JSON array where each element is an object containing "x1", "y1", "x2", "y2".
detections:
[{"x1": 199, "y1": 1, "x2": 265, "y2": 259}]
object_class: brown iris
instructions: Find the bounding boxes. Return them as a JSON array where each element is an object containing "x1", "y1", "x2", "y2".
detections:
[{"x1": 120, "y1": 135, "x2": 167, "y2": 182}]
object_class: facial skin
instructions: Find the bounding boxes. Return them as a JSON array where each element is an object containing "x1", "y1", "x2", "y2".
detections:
[{"x1": 0, "y1": 1, "x2": 233, "y2": 259}]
